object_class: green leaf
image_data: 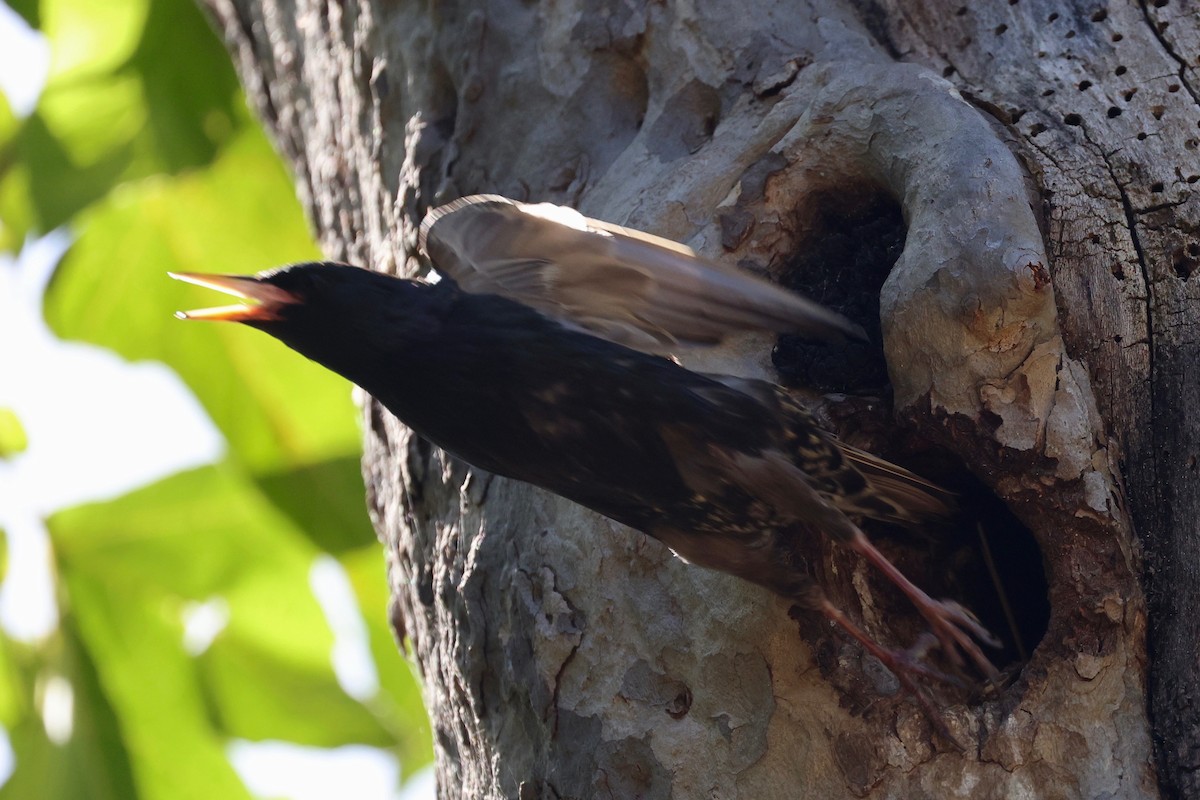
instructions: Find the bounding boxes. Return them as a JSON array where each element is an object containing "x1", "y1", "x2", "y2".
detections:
[
  {"x1": 3, "y1": 110, "x2": 133, "y2": 239},
  {"x1": 0, "y1": 409, "x2": 28, "y2": 458},
  {"x1": 50, "y1": 464, "x2": 393, "y2": 755},
  {"x1": 341, "y1": 546, "x2": 434, "y2": 775},
  {"x1": 0, "y1": 621, "x2": 139, "y2": 800},
  {"x1": 40, "y1": 0, "x2": 148, "y2": 83},
  {"x1": 130, "y1": 0, "x2": 242, "y2": 169},
  {"x1": 54, "y1": 571, "x2": 254, "y2": 800},
  {"x1": 0, "y1": 0, "x2": 242, "y2": 245},
  {"x1": 256, "y1": 456, "x2": 377, "y2": 555},
  {"x1": 0, "y1": 90, "x2": 16, "y2": 144},
  {"x1": 3, "y1": 0, "x2": 39, "y2": 29},
  {"x1": 42, "y1": 128, "x2": 357, "y2": 474},
  {"x1": 0, "y1": 631, "x2": 29, "y2": 731}
]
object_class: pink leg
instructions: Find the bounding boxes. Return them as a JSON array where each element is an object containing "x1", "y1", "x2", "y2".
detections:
[
  {"x1": 848, "y1": 529, "x2": 1000, "y2": 679},
  {"x1": 819, "y1": 599, "x2": 966, "y2": 750}
]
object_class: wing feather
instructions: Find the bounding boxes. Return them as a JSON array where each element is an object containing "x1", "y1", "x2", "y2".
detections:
[{"x1": 420, "y1": 195, "x2": 867, "y2": 352}]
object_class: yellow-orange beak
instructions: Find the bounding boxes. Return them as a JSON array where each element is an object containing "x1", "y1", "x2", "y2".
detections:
[{"x1": 170, "y1": 272, "x2": 299, "y2": 322}]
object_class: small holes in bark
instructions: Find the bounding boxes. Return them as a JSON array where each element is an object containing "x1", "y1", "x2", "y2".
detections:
[
  {"x1": 1122, "y1": 88, "x2": 1137, "y2": 100},
  {"x1": 1108, "y1": 106, "x2": 1122, "y2": 118},
  {"x1": 1173, "y1": 243, "x2": 1200, "y2": 279},
  {"x1": 1078, "y1": 80, "x2": 1093, "y2": 90},
  {"x1": 1091, "y1": 9, "x2": 1108, "y2": 22},
  {"x1": 1048, "y1": 12, "x2": 1059, "y2": 21},
  {"x1": 1115, "y1": 65, "x2": 1127, "y2": 75},
  {"x1": 943, "y1": 65, "x2": 956, "y2": 78},
  {"x1": 1187, "y1": 175, "x2": 1199, "y2": 183},
  {"x1": 1112, "y1": 32, "x2": 1123, "y2": 42},
  {"x1": 1188, "y1": 139, "x2": 1200, "y2": 150},
  {"x1": 1151, "y1": 182, "x2": 1165, "y2": 193},
  {"x1": 955, "y1": 6, "x2": 968, "y2": 15},
  {"x1": 995, "y1": 23, "x2": 1008, "y2": 35},
  {"x1": 1065, "y1": 29, "x2": 1076, "y2": 38},
  {"x1": 1168, "y1": 84, "x2": 1180, "y2": 93},
  {"x1": 1137, "y1": 131, "x2": 1149, "y2": 140},
  {"x1": 1064, "y1": 112, "x2": 1083, "y2": 125},
  {"x1": 666, "y1": 688, "x2": 692, "y2": 719},
  {"x1": 1030, "y1": 122, "x2": 1047, "y2": 136},
  {"x1": 1151, "y1": 0, "x2": 1167, "y2": 6},
  {"x1": 1151, "y1": 105, "x2": 1165, "y2": 120},
  {"x1": 1157, "y1": 20, "x2": 1170, "y2": 32},
  {"x1": 1042, "y1": 89, "x2": 1056, "y2": 97}
]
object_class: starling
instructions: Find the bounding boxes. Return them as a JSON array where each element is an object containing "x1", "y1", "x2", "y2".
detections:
[{"x1": 171, "y1": 199, "x2": 998, "y2": 726}]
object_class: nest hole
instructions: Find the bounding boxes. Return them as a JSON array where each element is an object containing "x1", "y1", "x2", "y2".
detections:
[{"x1": 773, "y1": 189, "x2": 1050, "y2": 679}]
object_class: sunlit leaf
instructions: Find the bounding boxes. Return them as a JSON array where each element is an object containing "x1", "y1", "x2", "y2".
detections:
[
  {"x1": 0, "y1": 84, "x2": 35, "y2": 250},
  {"x1": 8, "y1": 1, "x2": 438, "y2": 794},
  {"x1": 5, "y1": 111, "x2": 134, "y2": 235},
  {"x1": 0, "y1": 621, "x2": 138, "y2": 800},
  {"x1": 50, "y1": 464, "x2": 392, "y2": 753},
  {"x1": 131, "y1": 0, "x2": 241, "y2": 168},
  {"x1": 0, "y1": 90, "x2": 16, "y2": 144},
  {"x1": 341, "y1": 546, "x2": 434, "y2": 775},
  {"x1": 0, "y1": 632, "x2": 28, "y2": 730},
  {"x1": 0, "y1": 409, "x2": 28, "y2": 458},
  {"x1": 256, "y1": 456, "x2": 376, "y2": 555},
  {"x1": 37, "y1": 72, "x2": 146, "y2": 166},
  {"x1": 0, "y1": 0, "x2": 242, "y2": 244},
  {"x1": 54, "y1": 570, "x2": 254, "y2": 800},
  {"x1": 40, "y1": 0, "x2": 148, "y2": 82},
  {"x1": 42, "y1": 129, "x2": 357, "y2": 474},
  {"x1": 3, "y1": 0, "x2": 38, "y2": 29}
]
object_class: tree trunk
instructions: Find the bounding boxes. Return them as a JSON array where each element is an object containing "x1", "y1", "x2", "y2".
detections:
[{"x1": 200, "y1": 0, "x2": 1198, "y2": 797}]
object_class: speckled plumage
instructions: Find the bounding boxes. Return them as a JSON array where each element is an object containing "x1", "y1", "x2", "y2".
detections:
[{"x1": 173, "y1": 203, "x2": 998, "y2": 737}]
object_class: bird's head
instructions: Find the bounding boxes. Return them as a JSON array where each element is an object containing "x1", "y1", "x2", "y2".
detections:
[{"x1": 171, "y1": 262, "x2": 432, "y2": 385}]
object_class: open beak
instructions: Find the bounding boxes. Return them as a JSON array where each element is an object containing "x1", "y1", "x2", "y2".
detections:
[{"x1": 170, "y1": 272, "x2": 300, "y2": 322}]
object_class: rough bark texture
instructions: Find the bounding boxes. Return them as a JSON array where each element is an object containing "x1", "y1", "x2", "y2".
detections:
[{"x1": 199, "y1": 0, "x2": 1199, "y2": 797}]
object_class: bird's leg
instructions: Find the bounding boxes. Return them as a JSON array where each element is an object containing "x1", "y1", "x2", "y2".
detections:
[
  {"x1": 818, "y1": 599, "x2": 967, "y2": 750},
  {"x1": 848, "y1": 529, "x2": 1001, "y2": 679}
]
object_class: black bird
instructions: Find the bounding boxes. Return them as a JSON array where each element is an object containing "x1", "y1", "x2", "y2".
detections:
[{"x1": 171, "y1": 200, "x2": 997, "y2": 722}]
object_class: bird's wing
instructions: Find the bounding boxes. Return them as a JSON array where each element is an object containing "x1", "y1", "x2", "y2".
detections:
[{"x1": 420, "y1": 195, "x2": 867, "y2": 352}]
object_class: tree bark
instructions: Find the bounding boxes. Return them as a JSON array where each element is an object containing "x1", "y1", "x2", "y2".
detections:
[{"x1": 200, "y1": 0, "x2": 1198, "y2": 797}]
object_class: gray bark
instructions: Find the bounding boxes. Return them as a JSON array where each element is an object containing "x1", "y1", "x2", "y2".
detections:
[{"x1": 200, "y1": 0, "x2": 1199, "y2": 797}]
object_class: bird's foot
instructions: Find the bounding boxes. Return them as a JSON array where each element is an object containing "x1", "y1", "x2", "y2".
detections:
[
  {"x1": 849, "y1": 530, "x2": 1001, "y2": 679},
  {"x1": 917, "y1": 597, "x2": 1001, "y2": 680},
  {"x1": 818, "y1": 600, "x2": 968, "y2": 749}
]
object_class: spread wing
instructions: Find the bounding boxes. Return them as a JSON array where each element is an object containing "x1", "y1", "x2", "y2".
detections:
[{"x1": 419, "y1": 195, "x2": 867, "y2": 353}]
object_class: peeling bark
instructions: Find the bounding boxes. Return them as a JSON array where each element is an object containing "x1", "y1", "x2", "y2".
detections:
[{"x1": 199, "y1": 0, "x2": 1198, "y2": 796}]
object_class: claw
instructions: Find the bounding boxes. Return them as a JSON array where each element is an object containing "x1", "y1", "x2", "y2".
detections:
[
  {"x1": 818, "y1": 599, "x2": 968, "y2": 750},
  {"x1": 923, "y1": 598, "x2": 1002, "y2": 679},
  {"x1": 849, "y1": 530, "x2": 1001, "y2": 679}
]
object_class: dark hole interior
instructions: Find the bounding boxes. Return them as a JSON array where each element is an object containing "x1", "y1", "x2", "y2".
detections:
[{"x1": 771, "y1": 189, "x2": 1050, "y2": 677}]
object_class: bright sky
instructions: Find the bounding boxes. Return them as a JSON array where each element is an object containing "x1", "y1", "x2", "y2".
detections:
[{"x1": 0, "y1": 4, "x2": 433, "y2": 798}]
